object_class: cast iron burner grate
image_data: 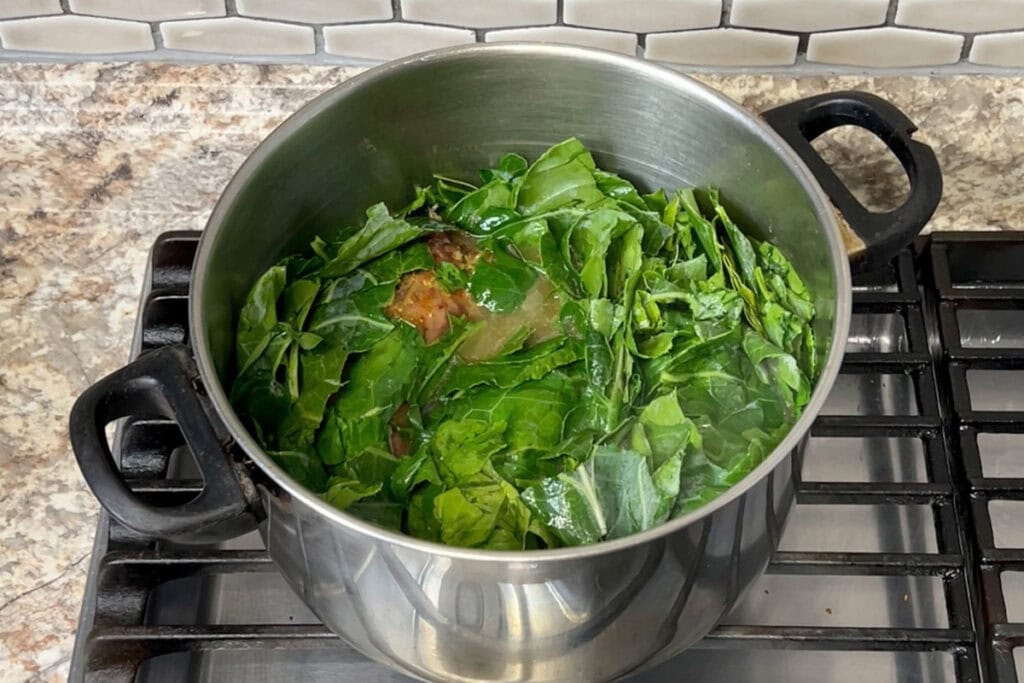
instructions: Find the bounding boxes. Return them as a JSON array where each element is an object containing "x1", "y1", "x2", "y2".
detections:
[{"x1": 68, "y1": 231, "x2": 1024, "y2": 682}]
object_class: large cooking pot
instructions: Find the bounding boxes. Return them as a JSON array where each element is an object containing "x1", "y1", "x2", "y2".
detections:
[{"x1": 70, "y1": 44, "x2": 941, "y2": 682}]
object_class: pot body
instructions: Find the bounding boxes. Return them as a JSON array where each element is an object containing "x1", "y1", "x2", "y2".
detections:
[
  {"x1": 197, "y1": 45, "x2": 844, "y2": 682},
  {"x1": 195, "y1": 45, "x2": 837, "y2": 682},
  {"x1": 69, "y1": 43, "x2": 941, "y2": 683}
]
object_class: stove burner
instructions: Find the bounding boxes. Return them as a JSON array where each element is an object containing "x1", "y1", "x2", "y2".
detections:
[{"x1": 70, "y1": 231, "x2": 1024, "y2": 682}]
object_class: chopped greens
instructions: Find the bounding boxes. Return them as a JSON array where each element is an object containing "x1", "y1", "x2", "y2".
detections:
[{"x1": 230, "y1": 138, "x2": 818, "y2": 550}]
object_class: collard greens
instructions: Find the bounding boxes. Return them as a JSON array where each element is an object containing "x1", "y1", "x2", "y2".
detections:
[{"x1": 230, "y1": 138, "x2": 819, "y2": 550}]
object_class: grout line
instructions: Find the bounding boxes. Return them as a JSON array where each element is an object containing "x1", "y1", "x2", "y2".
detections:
[
  {"x1": 58, "y1": 0, "x2": 71, "y2": 12},
  {"x1": 960, "y1": 33, "x2": 975, "y2": 61},
  {"x1": 392, "y1": 0, "x2": 403, "y2": 20},
  {"x1": 224, "y1": 0, "x2": 238, "y2": 17},
  {"x1": 720, "y1": 0, "x2": 732, "y2": 27},
  {"x1": 313, "y1": 24, "x2": 324, "y2": 54},
  {"x1": 797, "y1": 33, "x2": 810, "y2": 55},
  {"x1": 885, "y1": 0, "x2": 899, "y2": 24},
  {"x1": 149, "y1": 21, "x2": 164, "y2": 50}
]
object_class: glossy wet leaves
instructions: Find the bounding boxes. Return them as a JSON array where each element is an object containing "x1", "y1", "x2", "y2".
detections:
[{"x1": 230, "y1": 138, "x2": 818, "y2": 549}]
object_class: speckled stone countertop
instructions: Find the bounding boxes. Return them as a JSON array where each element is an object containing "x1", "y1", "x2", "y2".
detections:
[{"x1": 0, "y1": 62, "x2": 1021, "y2": 681}]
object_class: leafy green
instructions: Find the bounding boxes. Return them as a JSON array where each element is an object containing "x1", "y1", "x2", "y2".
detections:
[
  {"x1": 435, "y1": 261, "x2": 469, "y2": 293},
  {"x1": 360, "y1": 242, "x2": 434, "y2": 284},
  {"x1": 229, "y1": 137, "x2": 820, "y2": 550},
  {"x1": 521, "y1": 447, "x2": 678, "y2": 546},
  {"x1": 320, "y1": 203, "x2": 430, "y2": 277},
  {"x1": 321, "y1": 477, "x2": 381, "y2": 510},
  {"x1": 467, "y1": 248, "x2": 538, "y2": 313},
  {"x1": 517, "y1": 138, "x2": 607, "y2": 216},
  {"x1": 430, "y1": 337, "x2": 581, "y2": 397},
  {"x1": 235, "y1": 265, "x2": 287, "y2": 373}
]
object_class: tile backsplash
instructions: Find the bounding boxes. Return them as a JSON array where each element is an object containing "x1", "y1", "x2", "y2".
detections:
[{"x1": 0, "y1": 0, "x2": 1022, "y2": 70}]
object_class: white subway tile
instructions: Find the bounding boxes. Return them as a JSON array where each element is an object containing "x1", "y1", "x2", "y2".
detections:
[
  {"x1": 807, "y1": 27, "x2": 963, "y2": 67},
  {"x1": 970, "y1": 31, "x2": 1024, "y2": 67},
  {"x1": 324, "y1": 22, "x2": 475, "y2": 60},
  {"x1": 402, "y1": 0, "x2": 556, "y2": 29},
  {"x1": 162, "y1": 17, "x2": 314, "y2": 55},
  {"x1": 896, "y1": 0, "x2": 1024, "y2": 33},
  {"x1": 0, "y1": 14, "x2": 153, "y2": 53},
  {"x1": 237, "y1": 0, "x2": 392, "y2": 24},
  {"x1": 68, "y1": 0, "x2": 225, "y2": 21},
  {"x1": 564, "y1": 0, "x2": 720, "y2": 33},
  {"x1": 646, "y1": 28, "x2": 797, "y2": 65},
  {"x1": 0, "y1": 0, "x2": 60, "y2": 20},
  {"x1": 731, "y1": 0, "x2": 887, "y2": 31},
  {"x1": 485, "y1": 26, "x2": 637, "y2": 55}
]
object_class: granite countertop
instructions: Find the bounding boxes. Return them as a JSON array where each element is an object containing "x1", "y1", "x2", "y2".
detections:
[{"x1": 0, "y1": 62, "x2": 1021, "y2": 681}]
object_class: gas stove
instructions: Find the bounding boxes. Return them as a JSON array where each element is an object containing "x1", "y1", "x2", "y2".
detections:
[{"x1": 70, "y1": 231, "x2": 1024, "y2": 683}]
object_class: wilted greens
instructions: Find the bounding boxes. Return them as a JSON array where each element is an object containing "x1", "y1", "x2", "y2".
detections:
[{"x1": 230, "y1": 138, "x2": 819, "y2": 550}]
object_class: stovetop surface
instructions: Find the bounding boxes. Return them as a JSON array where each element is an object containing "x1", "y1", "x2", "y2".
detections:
[{"x1": 70, "y1": 232, "x2": 1024, "y2": 683}]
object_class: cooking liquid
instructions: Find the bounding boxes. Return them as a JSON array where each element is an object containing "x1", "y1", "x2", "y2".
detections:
[{"x1": 457, "y1": 277, "x2": 563, "y2": 362}]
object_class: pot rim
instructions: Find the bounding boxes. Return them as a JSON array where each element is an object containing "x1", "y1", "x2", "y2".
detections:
[{"x1": 190, "y1": 41, "x2": 852, "y2": 562}]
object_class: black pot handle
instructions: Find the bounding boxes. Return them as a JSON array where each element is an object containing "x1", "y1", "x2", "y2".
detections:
[
  {"x1": 762, "y1": 91, "x2": 942, "y2": 272},
  {"x1": 69, "y1": 344, "x2": 259, "y2": 543}
]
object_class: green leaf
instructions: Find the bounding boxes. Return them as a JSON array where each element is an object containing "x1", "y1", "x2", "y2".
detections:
[
  {"x1": 276, "y1": 344, "x2": 348, "y2": 452},
  {"x1": 433, "y1": 487, "x2": 500, "y2": 547},
  {"x1": 320, "y1": 203, "x2": 429, "y2": 277},
  {"x1": 741, "y1": 328, "x2": 811, "y2": 414},
  {"x1": 435, "y1": 261, "x2": 469, "y2": 293},
  {"x1": 360, "y1": 241, "x2": 434, "y2": 284},
  {"x1": 594, "y1": 169, "x2": 646, "y2": 209},
  {"x1": 321, "y1": 477, "x2": 382, "y2": 510},
  {"x1": 431, "y1": 418, "x2": 507, "y2": 485},
  {"x1": 652, "y1": 454, "x2": 682, "y2": 522},
  {"x1": 634, "y1": 392, "x2": 701, "y2": 467},
  {"x1": 408, "y1": 484, "x2": 444, "y2": 541},
  {"x1": 236, "y1": 265, "x2": 287, "y2": 372},
  {"x1": 517, "y1": 138, "x2": 607, "y2": 215},
  {"x1": 431, "y1": 468, "x2": 532, "y2": 550},
  {"x1": 677, "y1": 189, "x2": 721, "y2": 273},
  {"x1": 306, "y1": 275, "x2": 395, "y2": 349},
  {"x1": 276, "y1": 275, "x2": 396, "y2": 452},
  {"x1": 480, "y1": 152, "x2": 529, "y2": 184},
  {"x1": 522, "y1": 446, "x2": 666, "y2": 545},
  {"x1": 316, "y1": 325, "x2": 423, "y2": 465},
  {"x1": 389, "y1": 447, "x2": 441, "y2": 501},
  {"x1": 507, "y1": 218, "x2": 583, "y2": 298},
  {"x1": 266, "y1": 448, "x2": 327, "y2": 491},
  {"x1": 432, "y1": 337, "x2": 581, "y2": 397},
  {"x1": 521, "y1": 467, "x2": 606, "y2": 546},
  {"x1": 567, "y1": 208, "x2": 635, "y2": 299},
  {"x1": 711, "y1": 190, "x2": 758, "y2": 290},
  {"x1": 439, "y1": 374, "x2": 579, "y2": 456},
  {"x1": 590, "y1": 447, "x2": 661, "y2": 540},
  {"x1": 467, "y1": 248, "x2": 538, "y2": 313},
  {"x1": 448, "y1": 180, "x2": 519, "y2": 234},
  {"x1": 349, "y1": 498, "x2": 403, "y2": 530},
  {"x1": 230, "y1": 323, "x2": 295, "y2": 441}
]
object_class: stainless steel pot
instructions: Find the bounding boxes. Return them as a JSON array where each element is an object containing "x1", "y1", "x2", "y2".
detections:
[{"x1": 70, "y1": 44, "x2": 942, "y2": 683}]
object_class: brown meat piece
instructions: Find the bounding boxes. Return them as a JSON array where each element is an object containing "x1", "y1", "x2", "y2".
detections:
[
  {"x1": 389, "y1": 403, "x2": 412, "y2": 457},
  {"x1": 427, "y1": 231, "x2": 481, "y2": 271},
  {"x1": 386, "y1": 271, "x2": 482, "y2": 343}
]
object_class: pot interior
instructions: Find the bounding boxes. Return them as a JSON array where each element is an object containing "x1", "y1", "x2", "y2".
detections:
[{"x1": 197, "y1": 45, "x2": 840, "y2": 403}]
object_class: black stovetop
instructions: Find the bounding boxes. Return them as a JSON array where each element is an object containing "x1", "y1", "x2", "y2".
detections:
[{"x1": 70, "y1": 231, "x2": 1024, "y2": 683}]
